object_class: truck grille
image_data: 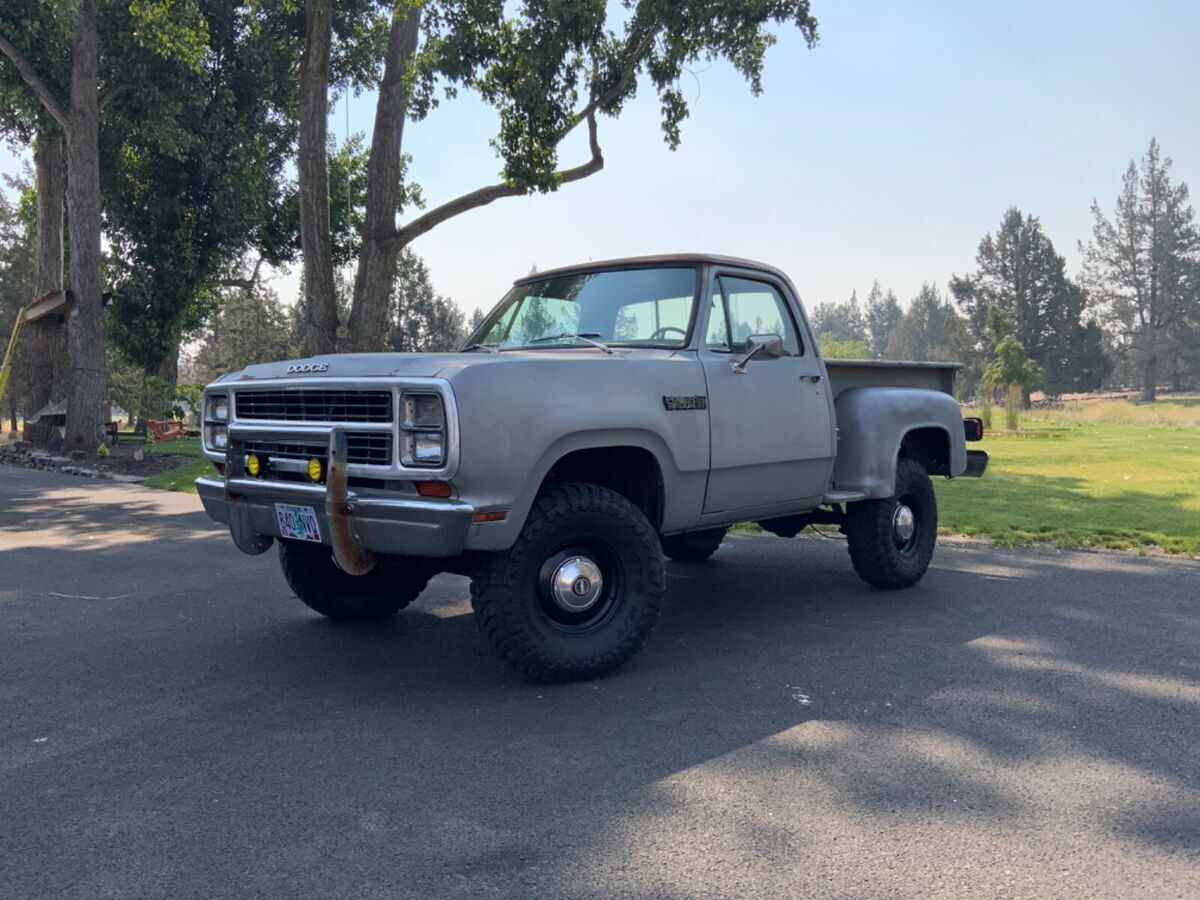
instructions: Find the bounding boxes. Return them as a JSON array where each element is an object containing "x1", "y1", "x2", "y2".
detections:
[
  {"x1": 244, "y1": 434, "x2": 393, "y2": 466},
  {"x1": 234, "y1": 389, "x2": 393, "y2": 423}
]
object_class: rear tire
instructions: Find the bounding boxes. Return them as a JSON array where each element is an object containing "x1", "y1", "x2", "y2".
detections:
[
  {"x1": 470, "y1": 482, "x2": 664, "y2": 683},
  {"x1": 661, "y1": 527, "x2": 727, "y2": 563},
  {"x1": 844, "y1": 458, "x2": 937, "y2": 589},
  {"x1": 278, "y1": 541, "x2": 431, "y2": 620}
]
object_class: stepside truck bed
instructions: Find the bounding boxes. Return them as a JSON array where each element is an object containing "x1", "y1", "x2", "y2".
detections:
[{"x1": 823, "y1": 359, "x2": 961, "y2": 400}]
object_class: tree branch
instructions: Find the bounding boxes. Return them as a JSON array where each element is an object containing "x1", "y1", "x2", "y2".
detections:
[
  {"x1": 390, "y1": 108, "x2": 603, "y2": 250},
  {"x1": 0, "y1": 30, "x2": 69, "y2": 129},
  {"x1": 99, "y1": 83, "x2": 132, "y2": 110},
  {"x1": 379, "y1": 20, "x2": 663, "y2": 254},
  {"x1": 218, "y1": 256, "x2": 267, "y2": 291}
]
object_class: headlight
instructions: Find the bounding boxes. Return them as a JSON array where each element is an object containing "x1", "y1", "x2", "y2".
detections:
[
  {"x1": 205, "y1": 393, "x2": 229, "y2": 423},
  {"x1": 404, "y1": 431, "x2": 445, "y2": 465},
  {"x1": 203, "y1": 393, "x2": 230, "y2": 452},
  {"x1": 400, "y1": 391, "x2": 445, "y2": 467},
  {"x1": 403, "y1": 393, "x2": 444, "y2": 429},
  {"x1": 204, "y1": 424, "x2": 228, "y2": 451}
]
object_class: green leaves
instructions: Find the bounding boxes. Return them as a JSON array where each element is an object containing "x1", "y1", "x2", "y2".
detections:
[
  {"x1": 412, "y1": 0, "x2": 818, "y2": 190},
  {"x1": 983, "y1": 307, "x2": 1040, "y2": 392},
  {"x1": 128, "y1": 0, "x2": 210, "y2": 68}
]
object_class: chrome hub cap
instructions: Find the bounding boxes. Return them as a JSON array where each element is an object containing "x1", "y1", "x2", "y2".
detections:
[
  {"x1": 550, "y1": 555, "x2": 604, "y2": 612},
  {"x1": 892, "y1": 504, "x2": 916, "y2": 544}
]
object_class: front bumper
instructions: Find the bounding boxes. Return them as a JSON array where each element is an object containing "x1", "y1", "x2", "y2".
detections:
[{"x1": 196, "y1": 476, "x2": 474, "y2": 558}]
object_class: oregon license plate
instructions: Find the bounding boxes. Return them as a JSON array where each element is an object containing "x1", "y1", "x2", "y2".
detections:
[{"x1": 275, "y1": 504, "x2": 322, "y2": 543}]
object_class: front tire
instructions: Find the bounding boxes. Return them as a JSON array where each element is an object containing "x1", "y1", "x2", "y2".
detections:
[
  {"x1": 661, "y1": 527, "x2": 727, "y2": 563},
  {"x1": 470, "y1": 482, "x2": 665, "y2": 683},
  {"x1": 844, "y1": 458, "x2": 938, "y2": 589},
  {"x1": 279, "y1": 541, "x2": 431, "y2": 620}
]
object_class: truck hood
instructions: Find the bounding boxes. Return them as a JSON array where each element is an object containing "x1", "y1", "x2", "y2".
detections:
[
  {"x1": 223, "y1": 352, "x2": 476, "y2": 382},
  {"x1": 219, "y1": 348, "x2": 671, "y2": 383}
]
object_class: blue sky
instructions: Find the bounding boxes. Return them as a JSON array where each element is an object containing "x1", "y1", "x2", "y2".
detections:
[{"x1": 2, "y1": 0, "x2": 1197, "y2": 318}]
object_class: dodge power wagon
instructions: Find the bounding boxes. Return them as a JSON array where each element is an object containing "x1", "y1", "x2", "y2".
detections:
[{"x1": 197, "y1": 254, "x2": 987, "y2": 682}]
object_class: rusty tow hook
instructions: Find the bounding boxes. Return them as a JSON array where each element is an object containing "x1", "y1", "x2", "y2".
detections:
[{"x1": 326, "y1": 430, "x2": 377, "y2": 576}]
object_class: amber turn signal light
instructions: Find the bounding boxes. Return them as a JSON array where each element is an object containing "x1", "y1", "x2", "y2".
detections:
[
  {"x1": 415, "y1": 480, "x2": 453, "y2": 499},
  {"x1": 472, "y1": 510, "x2": 508, "y2": 524}
]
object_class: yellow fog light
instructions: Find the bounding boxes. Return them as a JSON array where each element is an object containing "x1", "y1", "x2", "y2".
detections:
[
  {"x1": 307, "y1": 457, "x2": 323, "y2": 482},
  {"x1": 245, "y1": 453, "x2": 261, "y2": 477}
]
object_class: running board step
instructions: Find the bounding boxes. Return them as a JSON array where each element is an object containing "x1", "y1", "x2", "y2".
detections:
[{"x1": 823, "y1": 490, "x2": 866, "y2": 504}]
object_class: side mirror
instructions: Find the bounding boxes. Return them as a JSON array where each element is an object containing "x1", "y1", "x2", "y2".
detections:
[{"x1": 731, "y1": 333, "x2": 785, "y2": 373}]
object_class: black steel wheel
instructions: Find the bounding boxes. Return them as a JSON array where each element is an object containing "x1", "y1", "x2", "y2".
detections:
[
  {"x1": 470, "y1": 482, "x2": 665, "y2": 683},
  {"x1": 278, "y1": 541, "x2": 431, "y2": 620},
  {"x1": 844, "y1": 458, "x2": 938, "y2": 589}
]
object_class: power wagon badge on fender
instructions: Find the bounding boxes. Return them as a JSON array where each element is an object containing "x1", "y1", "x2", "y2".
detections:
[{"x1": 663, "y1": 395, "x2": 707, "y2": 411}]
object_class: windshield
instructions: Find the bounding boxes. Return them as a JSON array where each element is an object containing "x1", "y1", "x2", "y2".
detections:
[{"x1": 467, "y1": 266, "x2": 699, "y2": 350}]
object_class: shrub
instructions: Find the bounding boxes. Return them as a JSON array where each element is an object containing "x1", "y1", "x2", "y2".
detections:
[{"x1": 1005, "y1": 384, "x2": 1022, "y2": 431}]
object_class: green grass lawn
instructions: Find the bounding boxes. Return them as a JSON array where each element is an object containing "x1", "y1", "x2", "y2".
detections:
[
  {"x1": 143, "y1": 457, "x2": 212, "y2": 492},
  {"x1": 142, "y1": 437, "x2": 211, "y2": 492},
  {"x1": 938, "y1": 421, "x2": 1200, "y2": 556},
  {"x1": 145, "y1": 436, "x2": 203, "y2": 458}
]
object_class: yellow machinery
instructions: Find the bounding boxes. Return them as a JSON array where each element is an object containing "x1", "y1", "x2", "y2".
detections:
[{"x1": 0, "y1": 303, "x2": 26, "y2": 402}]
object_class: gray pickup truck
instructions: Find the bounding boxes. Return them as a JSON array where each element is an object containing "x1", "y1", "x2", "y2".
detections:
[{"x1": 197, "y1": 254, "x2": 987, "y2": 682}]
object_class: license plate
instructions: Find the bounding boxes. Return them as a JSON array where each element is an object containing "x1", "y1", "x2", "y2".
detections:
[{"x1": 275, "y1": 504, "x2": 322, "y2": 543}]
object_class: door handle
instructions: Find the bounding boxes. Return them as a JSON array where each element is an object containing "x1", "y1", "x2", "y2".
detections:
[{"x1": 800, "y1": 373, "x2": 822, "y2": 383}]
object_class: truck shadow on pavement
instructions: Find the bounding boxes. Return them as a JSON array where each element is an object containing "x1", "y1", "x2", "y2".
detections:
[{"x1": 4, "y1": 471, "x2": 1200, "y2": 896}]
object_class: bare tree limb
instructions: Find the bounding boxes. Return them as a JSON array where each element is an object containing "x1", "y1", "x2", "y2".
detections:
[
  {"x1": 218, "y1": 256, "x2": 267, "y2": 291},
  {"x1": 98, "y1": 83, "x2": 131, "y2": 110},
  {"x1": 0, "y1": 30, "x2": 69, "y2": 129},
  {"x1": 390, "y1": 108, "x2": 604, "y2": 250},
  {"x1": 383, "y1": 23, "x2": 664, "y2": 253},
  {"x1": 548, "y1": 24, "x2": 662, "y2": 150}
]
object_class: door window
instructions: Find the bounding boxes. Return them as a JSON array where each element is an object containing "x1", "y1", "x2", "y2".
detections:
[
  {"x1": 717, "y1": 277, "x2": 802, "y2": 356},
  {"x1": 706, "y1": 287, "x2": 732, "y2": 351}
]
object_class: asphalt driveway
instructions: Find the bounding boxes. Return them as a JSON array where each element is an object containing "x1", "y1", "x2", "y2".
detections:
[{"x1": 2, "y1": 465, "x2": 1198, "y2": 898}]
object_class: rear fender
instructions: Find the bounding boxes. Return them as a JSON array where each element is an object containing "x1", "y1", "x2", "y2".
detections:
[{"x1": 832, "y1": 387, "x2": 966, "y2": 498}]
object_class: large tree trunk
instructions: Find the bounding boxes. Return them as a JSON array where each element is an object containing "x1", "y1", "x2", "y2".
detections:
[
  {"x1": 155, "y1": 345, "x2": 179, "y2": 386},
  {"x1": 22, "y1": 127, "x2": 69, "y2": 448},
  {"x1": 297, "y1": 1, "x2": 338, "y2": 357},
  {"x1": 62, "y1": 0, "x2": 106, "y2": 450},
  {"x1": 346, "y1": 5, "x2": 421, "y2": 352},
  {"x1": 1140, "y1": 347, "x2": 1158, "y2": 403}
]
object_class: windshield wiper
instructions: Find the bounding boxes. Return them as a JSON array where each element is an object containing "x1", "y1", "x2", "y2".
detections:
[
  {"x1": 460, "y1": 342, "x2": 499, "y2": 353},
  {"x1": 528, "y1": 332, "x2": 614, "y2": 355}
]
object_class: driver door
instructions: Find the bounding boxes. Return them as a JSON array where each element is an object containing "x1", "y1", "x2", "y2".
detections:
[{"x1": 700, "y1": 272, "x2": 835, "y2": 514}]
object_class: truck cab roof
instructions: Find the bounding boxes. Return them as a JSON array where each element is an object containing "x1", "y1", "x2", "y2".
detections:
[{"x1": 513, "y1": 253, "x2": 793, "y2": 286}]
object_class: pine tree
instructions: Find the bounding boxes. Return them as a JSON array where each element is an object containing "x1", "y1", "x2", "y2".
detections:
[
  {"x1": 864, "y1": 281, "x2": 902, "y2": 359},
  {"x1": 951, "y1": 207, "x2": 1108, "y2": 399},
  {"x1": 809, "y1": 290, "x2": 867, "y2": 344},
  {"x1": 388, "y1": 251, "x2": 465, "y2": 352},
  {"x1": 196, "y1": 287, "x2": 295, "y2": 380},
  {"x1": 885, "y1": 284, "x2": 959, "y2": 361},
  {"x1": 1080, "y1": 139, "x2": 1199, "y2": 401}
]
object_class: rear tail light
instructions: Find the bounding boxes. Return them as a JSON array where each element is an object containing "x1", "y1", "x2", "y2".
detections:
[{"x1": 963, "y1": 417, "x2": 985, "y2": 441}]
